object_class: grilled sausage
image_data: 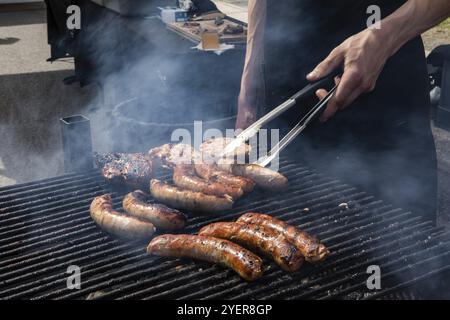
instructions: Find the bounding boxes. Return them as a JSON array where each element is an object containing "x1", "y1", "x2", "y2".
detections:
[
  {"x1": 150, "y1": 179, "x2": 234, "y2": 213},
  {"x1": 237, "y1": 213, "x2": 329, "y2": 262},
  {"x1": 200, "y1": 137, "x2": 251, "y2": 162},
  {"x1": 122, "y1": 190, "x2": 187, "y2": 230},
  {"x1": 90, "y1": 194, "x2": 156, "y2": 240},
  {"x1": 194, "y1": 163, "x2": 255, "y2": 193},
  {"x1": 148, "y1": 143, "x2": 195, "y2": 170},
  {"x1": 147, "y1": 234, "x2": 263, "y2": 281},
  {"x1": 199, "y1": 222, "x2": 304, "y2": 272},
  {"x1": 217, "y1": 162, "x2": 289, "y2": 192},
  {"x1": 173, "y1": 165, "x2": 244, "y2": 199}
]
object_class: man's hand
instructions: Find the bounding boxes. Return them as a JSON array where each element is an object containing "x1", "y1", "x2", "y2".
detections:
[
  {"x1": 307, "y1": 0, "x2": 450, "y2": 122},
  {"x1": 307, "y1": 28, "x2": 392, "y2": 122}
]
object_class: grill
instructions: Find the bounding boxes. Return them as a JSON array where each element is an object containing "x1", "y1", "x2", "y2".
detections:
[{"x1": 1, "y1": 158, "x2": 450, "y2": 300}]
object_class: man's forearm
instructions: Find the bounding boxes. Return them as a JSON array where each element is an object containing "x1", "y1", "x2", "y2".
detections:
[
  {"x1": 381, "y1": 0, "x2": 450, "y2": 57},
  {"x1": 239, "y1": 0, "x2": 267, "y2": 104}
]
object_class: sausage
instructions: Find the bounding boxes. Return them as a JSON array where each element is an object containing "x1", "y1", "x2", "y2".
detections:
[
  {"x1": 90, "y1": 194, "x2": 156, "y2": 240},
  {"x1": 122, "y1": 190, "x2": 187, "y2": 230},
  {"x1": 199, "y1": 222, "x2": 304, "y2": 272},
  {"x1": 237, "y1": 213, "x2": 329, "y2": 262},
  {"x1": 150, "y1": 179, "x2": 234, "y2": 213},
  {"x1": 173, "y1": 165, "x2": 244, "y2": 199},
  {"x1": 194, "y1": 163, "x2": 255, "y2": 193},
  {"x1": 148, "y1": 143, "x2": 195, "y2": 169},
  {"x1": 200, "y1": 137, "x2": 251, "y2": 162},
  {"x1": 148, "y1": 234, "x2": 263, "y2": 281},
  {"x1": 217, "y1": 162, "x2": 289, "y2": 192}
]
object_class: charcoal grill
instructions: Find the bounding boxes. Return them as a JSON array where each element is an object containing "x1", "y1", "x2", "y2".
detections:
[{"x1": 1, "y1": 158, "x2": 450, "y2": 300}]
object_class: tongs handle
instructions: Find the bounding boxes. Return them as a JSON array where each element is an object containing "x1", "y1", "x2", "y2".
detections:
[{"x1": 290, "y1": 69, "x2": 340, "y2": 102}]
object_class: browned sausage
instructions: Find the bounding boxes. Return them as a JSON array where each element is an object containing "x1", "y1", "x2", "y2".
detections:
[
  {"x1": 122, "y1": 190, "x2": 187, "y2": 230},
  {"x1": 199, "y1": 137, "x2": 251, "y2": 162},
  {"x1": 173, "y1": 165, "x2": 244, "y2": 199},
  {"x1": 150, "y1": 179, "x2": 234, "y2": 213},
  {"x1": 90, "y1": 194, "x2": 156, "y2": 240},
  {"x1": 148, "y1": 143, "x2": 195, "y2": 169},
  {"x1": 237, "y1": 213, "x2": 329, "y2": 262},
  {"x1": 147, "y1": 234, "x2": 263, "y2": 281},
  {"x1": 194, "y1": 163, "x2": 255, "y2": 193},
  {"x1": 217, "y1": 162, "x2": 289, "y2": 192},
  {"x1": 199, "y1": 222, "x2": 304, "y2": 272}
]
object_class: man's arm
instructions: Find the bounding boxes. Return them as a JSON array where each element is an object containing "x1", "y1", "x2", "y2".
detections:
[
  {"x1": 308, "y1": 0, "x2": 450, "y2": 122},
  {"x1": 236, "y1": 0, "x2": 267, "y2": 130}
]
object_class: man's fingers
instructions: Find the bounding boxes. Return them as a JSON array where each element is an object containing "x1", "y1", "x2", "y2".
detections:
[
  {"x1": 334, "y1": 69, "x2": 362, "y2": 107},
  {"x1": 315, "y1": 89, "x2": 328, "y2": 100},
  {"x1": 320, "y1": 98, "x2": 339, "y2": 122},
  {"x1": 319, "y1": 71, "x2": 362, "y2": 122},
  {"x1": 307, "y1": 47, "x2": 344, "y2": 81},
  {"x1": 334, "y1": 76, "x2": 341, "y2": 85}
]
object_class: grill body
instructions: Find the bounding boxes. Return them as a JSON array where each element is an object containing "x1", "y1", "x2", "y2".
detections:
[{"x1": 1, "y1": 159, "x2": 449, "y2": 300}]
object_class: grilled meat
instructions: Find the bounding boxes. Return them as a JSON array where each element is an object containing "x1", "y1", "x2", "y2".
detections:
[
  {"x1": 217, "y1": 162, "x2": 289, "y2": 192},
  {"x1": 173, "y1": 165, "x2": 244, "y2": 199},
  {"x1": 147, "y1": 234, "x2": 264, "y2": 281},
  {"x1": 147, "y1": 143, "x2": 195, "y2": 170},
  {"x1": 94, "y1": 152, "x2": 153, "y2": 189},
  {"x1": 237, "y1": 213, "x2": 329, "y2": 262},
  {"x1": 200, "y1": 137, "x2": 251, "y2": 162},
  {"x1": 194, "y1": 163, "x2": 255, "y2": 193},
  {"x1": 150, "y1": 179, "x2": 234, "y2": 213},
  {"x1": 199, "y1": 222, "x2": 304, "y2": 272},
  {"x1": 90, "y1": 194, "x2": 156, "y2": 240},
  {"x1": 123, "y1": 190, "x2": 187, "y2": 230}
]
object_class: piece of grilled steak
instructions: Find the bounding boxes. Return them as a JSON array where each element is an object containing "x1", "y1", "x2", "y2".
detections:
[{"x1": 94, "y1": 152, "x2": 153, "y2": 189}]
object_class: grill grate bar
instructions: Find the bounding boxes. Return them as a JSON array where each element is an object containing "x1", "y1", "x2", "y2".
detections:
[
  {"x1": 0, "y1": 194, "x2": 124, "y2": 243},
  {"x1": 0, "y1": 172, "x2": 102, "y2": 198},
  {"x1": 263, "y1": 232, "x2": 448, "y2": 300},
  {"x1": 187, "y1": 185, "x2": 359, "y2": 231},
  {"x1": 0, "y1": 186, "x2": 107, "y2": 228},
  {"x1": 296, "y1": 232, "x2": 450, "y2": 300},
  {"x1": 0, "y1": 224, "x2": 99, "y2": 260},
  {"x1": 0, "y1": 171, "x2": 100, "y2": 195},
  {"x1": 323, "y1": 248, "x2": 450, "y2": 300},
  {"x1": 0, "y1": 179, "x2": 105, "y2": 214},
  {"x1": 363, "y1": 265, "x2": 450, "y2": 300}
]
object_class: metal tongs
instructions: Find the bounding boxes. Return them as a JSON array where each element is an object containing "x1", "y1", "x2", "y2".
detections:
[{"x1": 223, "y1": 72, "x2": 340, "y2": 167}]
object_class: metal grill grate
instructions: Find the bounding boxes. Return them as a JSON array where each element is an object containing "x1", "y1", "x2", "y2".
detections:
[{"x1": 1, "y1": 159, "x2": 449, "y2": 300}]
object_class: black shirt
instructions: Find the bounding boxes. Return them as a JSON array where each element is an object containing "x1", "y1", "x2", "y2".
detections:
[
  {"x1": 263, "y1": 1, "x2": 437, "y2": 218},
  {"x1": 264, "y1": 0, "x2": 407, "y2": 101}
]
